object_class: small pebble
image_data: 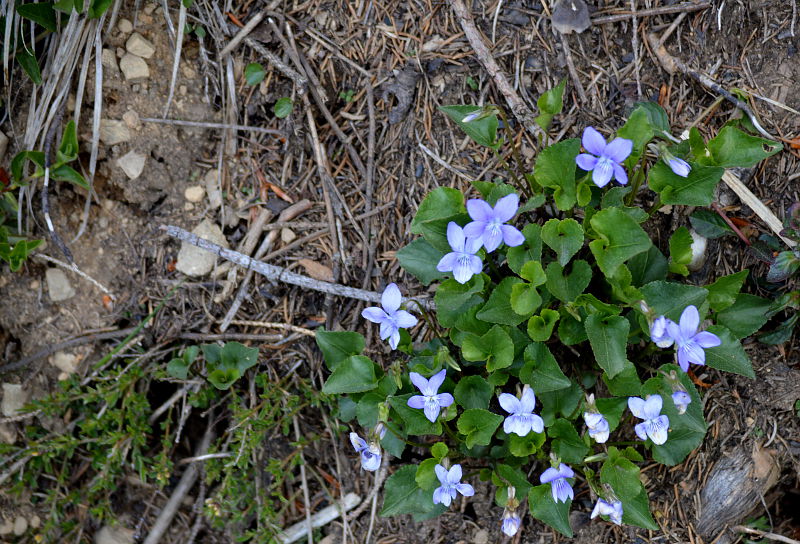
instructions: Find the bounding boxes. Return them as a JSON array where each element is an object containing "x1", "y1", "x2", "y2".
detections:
[
  {"x1": 184, "y1": 203, "x2": 194, "y2": 211},
  {"x1": 281, "y1": 228, "x2": 297, "y2": 244},
  {"x1": 29, "y1": 280, "x2": 40, "y2": 290},
  {"x1": 12, "y1": 515, "x2": 27, "y2": 536},
  {"x1": 184, "y1": 185, "x2": 205, "y2": 203},
  {"x1": 45, "y1": 268, "x2": 76, "y2": 302},
  {"x1": 1, "y1": 383, "x2": 27, "y2": 417},
  {"x1": 122, "y1": 110, "x2": 141, "y2": 129},
  {"x1": 119, "y1": 53, "x2": 149, "y2": 81},
  {"x1": 29, "y1": 516, "x2": 40, "y2": 529},
  {"x1": 117, "y1": 151, "x2": 147, "y2": 180},
  {"x1": 143, "y1": 2, "x2": 156, "y2": 14},
  {"x1": 125, "y1": 32, "x2": 155, "y2": 59},
  {"x1": 117, "y1": 18, "x2": 133, "y2": 33},
  {"x1": 178, "y1": 85, "x2": 187, "y2": 96},
  {"x1": 182, "y1": 66, "x2": 197, "y2": 79}
]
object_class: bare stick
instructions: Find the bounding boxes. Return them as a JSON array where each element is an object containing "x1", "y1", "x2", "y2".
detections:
[
  {"x1": 559, "y1": 33, "x2": 587, "y2": 104},
  {"x1": 219, "y1": 11, "x2": 264, "y2": 58},
  {"x1": 721, "y1": 170, "x2": 796, "y2": 247},
  {"x1": 450, "y1": 0, "x2": 544, "y2": 138},
  {"x1": 630, "y1": 0, "x2": 642, "y2": 98},
  {"x1": 161, "y1": 225, "x2": 435, "y2": 310},
  {"x1": 244, "y1": 37, "x2": 307, "y2": 91},
  {"x1": 139, "y1": 117, "x2": 283, "y2": 135},
  {"x1": 33, "y1": 253, "x2": 115, "y2": 297},
  {"x1": 229, "y1": 321, "x2": 317, "y2": 337},
  {"x1": 732, "y1": 526, "x2": 800, "y2": 544},
  {"x1": 276, "y1": 493, "x2": 361, "y2": 544},
  {"x1": 591, "y1": 2, "x2": 711, "y2": 25},
  {"x1": 162, "y1": 1, "x2": 186, "y2": 118}
]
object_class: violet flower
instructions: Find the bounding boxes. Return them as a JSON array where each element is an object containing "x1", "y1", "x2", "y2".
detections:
[
  {"x1": 499, "y1": 386, "x2": 544, "y2": 436},
  {"x1": 649, "y1": 315, "x2": 675, "y2": 348},
  {"x1": 436, "y1": 222, "x2": 483, "y2": 284},
  {"x1": 501, "y1": 510, "x2": 521, "y2": 536},
  {"x1": 628, "y1": 395, "x2": 670, "y2": 445},
  {"x1": 667, "y1": 157, "x2": 691, "y2": 177},
  {"x1": 540, "y1": 463, "x2": 574, "y2": 503},
  {"x1": 433, "y1": 463, "x2": 474, "y2": 506},
  {"x1": 361, "y1": 283, "x2": 418, "y2": 350},
  {"x1": 463, "y1": 194, "x2": 524, "y2": 253},
  {"x1": 575, "y1": 126, "x2": 633, "y2": 187},
  {"x1": 349, "y1": 432, "x2": 381, "y2": 471},
  {"x1": 672, "y1": 391, "x2": 691, "y2": 415},
  {"x1": 591, "y1": 498, "x2": 623, "y2": 525},
  {"x1": 407, "y1": 369, "x2": 454, "y2": 422},
  {"x1": 583, "y1": 411, "x2": 610, "y2": 443},
  {"x1": 665, "y1": 305, "x2": 722, "y2": 372}
]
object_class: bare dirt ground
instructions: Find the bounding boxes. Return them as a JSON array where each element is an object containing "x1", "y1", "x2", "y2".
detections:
[{"x1": 1, "y1": 0, "x2": 799, "y2": 542}]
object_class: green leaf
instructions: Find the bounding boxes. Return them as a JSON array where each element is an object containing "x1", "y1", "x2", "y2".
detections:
[
  {"x1": 356, "y1": 393, "x2": 382, "y2": 428},
  {"x1": 166, "y1": 358, "x2": 189, "y2": 379},
  {"x1": 617, "y1": 107, "x2": 654, "y2": 164},
  {"x1": 507, "y1": 224, "x2": 542, "y2": 274},
  {"x1": 535, "y1": 78, "x2": 566, "y2": 130},
  {"x1": 322, "y1": 355, "x2": 378, "y2": 394},
  {"x1": 244, "y1": 62, "x2": 266, "y2": 86},
  {"x1": 689, "y1": 209, "x2": 734, "y2": 239},
  {"x1": 668, "y1": 226, "x2": 693, "y2": 276},
  {"x1": 16, "y1": 3, "x2": 58, "y2": 32},
  {"x1": 527, "y1": 309, "x2": 559, "y2": 342},
  {"x1": 415, "y1": 458, "x2": 440, "y2": 491},
  {"x1": 336, "y1": 396, "x2": 357, "y2": 422},
  {"x1": 602, "y1": 365, "x2": 642, "y2": 397},
  {"x1": 410, "y1": 187, "x2": 466, "y2": 252},
  {"x1": 219, "y1": 341, "x2": 259, "y2": 373},
  {"x1": 649, "y1": 162, "x2": 724, "y2": 206},
  {"x1": 462, "y1": 325, "x2": 514, "y2": 371},
  {"x1": 634, "y1": 101, "x2": 670, "y2": 135},
  {"x1": 594, "y1": 397, "x2": 628, "y2": 432},
  {"x1": 454, "y1": 375, "x2": 492, "y2": 410},
  {"x1": 435, "y1": 276, "x2": 485, "y2": 328},
  {"x1": 627, "y1": 245, "x2": 668, "y2": 287},
  {"x1": 17, "y1": 50, "x2": 42, "y2": 85},
  {"x1": 58, "y1": 120, "x2": 79, "y2": 162},
  {"x1": 494, "y1": 464, "x2": 533, "y2": 503},
  {"x1": 716, "y1": 293, "x2": 771, "y2": 338},
  {"x1": 431, "y1": 442, "x2": 449, "y2": 461},
  {"x1": 538, "y1": 382, "x2": 582, "y2": 424},
  {"x1": 600, "y1": 448, "x2": 644, "y2": 500},
  {"x1": 207, "y1": 367, "x2": 240, "y2": 390},
  {"x1": 640, "y1": 281, "x2": 708, "y2": 322},
  {"x1": 273, "y1": 97, "x2": 294, "y2": 118},
  {"x1": 545, "y1": 260, "x2": 591, "y2": 302},
  {"x1": 507, "y1": 430, "x2": 546, "y2": 457},
  {"x1": 315, "y1": 329, "x2": 364, "y2": 370},
  {"x1": 585, "y1": 314, "x2": 630, "y2": 379},
  {"x1": 457, "y1": 408, "x2": 503, "y2": 448},
  {"x1": 54, "y1": 0, "x2": 82, "y2": 13},
  {"x1": 389, "y1": 394, "x2": 442, "y2": 436},
  {"x1": 381, "y1": 465, "x2": 446, "y2": 518},
  {"x1": 534, "y1": 139, "x2": 581, "y2": 210},
  {"x1": 397, "y1": 238, "x2": 446, "y2": 285},
  {"x1": 541, "y1": 218, "x2": 584, "y2": 266},
  {"x1": 439, "y1": 105, "x2": 499, "y2": 149},
  {"x1": 529, "y1": 485, "x2": 573, "y2": 537},
  {"x1": 589, "y1": 207, "x2": 652, "y2": 276},
  {"x1": 621, "y1": 489, "x2": 659, "y2": 530},
  {"x1": 87, "y1": 0, "x2": 113, "y2": 17},
  {"x1": 477, "y1": 277, "x2": 528, "y2": 325},
  {"x1": 549, "y1": 419, "x2": 588, "y2": 464},
  {"x1": 520, "y1": 342, "x2": 570, "y2": 392},
  {"x1": 704, "y1": 326, "x2": 755, "y2": 377},
  {"x1": 519, "y1": 260, "x2": 547, "y2": 284},
  {"x1": 707, "y1": 126, "x2": 782, "y2": 167},
  {"x1": 510, "y1": 282, "x2": 542, "y2": 316},
  {"x1": 52, "y1": 165, "x2": 90, "y2": 190}
]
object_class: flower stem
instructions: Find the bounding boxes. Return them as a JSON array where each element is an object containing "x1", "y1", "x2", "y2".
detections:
[{"x1": 624, "y1": 163, "x2": 645, "y2": 207}]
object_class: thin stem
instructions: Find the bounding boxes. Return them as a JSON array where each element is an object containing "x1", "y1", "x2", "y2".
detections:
[
  {"x1": 647, "y1": 195, "x2": 663, "y2": 216},
  {"x1": 497, "y1": 108, "x2": 530, "y2": 188},
  {"x1": 624, "y1": 163, "x2": 646, "y2": 207}
]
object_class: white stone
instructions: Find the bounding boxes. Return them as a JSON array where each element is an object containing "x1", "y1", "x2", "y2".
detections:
[
  {"x1": 0, "y1": 423, "x2": 15, "y2": 444},
  {"x1": 143, "y1": 3, "x2": 156, "y2": 14},
  {"x1": 13, "y1": 516, "x2": 27, "y2": 536},
  {"x1": 184, "y1": 185, "x2": 205, "y2": 203},
  {"x1": 126, "y1": 32, "x2": 155, "y2": 58},
  {"x1": 175, "y1": 219, "x2": 229, "y2": 276},
  {"x1": 117, "y1": 151, "x2": 146, "y2": 180},
  {"x1": 119, "y1": 53, "x2": 149, "y2": 81},
  {"x1": 122, "y1": 110, "x2": 141, "y2": 129},
  {"x1": 51, "y1": 352, "x2": 79, "y2": 374},
  {"x1": 99, "y1": 119, "x2": 131, "y2": 145},
  {"x1": 281, "y1": 228, "x2": 297, "y2": 244},
  {"x1": 46, "y1": 268, "x2": 76, "y2": 301},
  {"x1": 0, "y1": 130, "x2": 8, "y2": 162},
  {"x1": 101, "y1": 48, "x2": 118, "y2": 72},
  {"x1": 29, "y1": 516, "x2": 40, "y2": 529},
  {"x1": 204, "y1": 169, "x2": 223, "y2": 208},
  {"x1": 1, "y1": 383, "x2": 27, "y2": 417},
  {"x1": 117, "y1": 18, "x2": 133, "y2": 33},
  {"x1": 95, "y1": 525, "x2": 135, "y2": 544}
]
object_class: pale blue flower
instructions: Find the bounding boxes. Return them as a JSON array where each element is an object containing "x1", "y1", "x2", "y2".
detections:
[
  {"x1": 668, "y1": 157, "x2": 691, "y2": 177},
  {"x1": 362, "y1": 283, "x2": 418, "y2": 350},
  {"x1": 463, "y1": 194, "x2": 524, "y2": 253},
  {"x1": 650, "y1": 315, "x2": 675, "y2": 348},
  {"x1": 433, "y1": 464, "x2": 474, "y2": 506},
  {"x1": 436, "y1": 222, "x2": 483, "y2": 284},
  {"x1": 499, "y1": 386, "x2": 544, "y2": 436},
  {"x1": 591, "y1": 498, "x2": 623, "y2": 525},
  {"x1": 501, "y1": 510, "x2": 521, "y2": 536},
  {"x1": 628, "y1": 395, "x2": 669, "y2": 445},
  {"x1": 672, "y1": 391, "x2": 691, "y2": 415},
  {"x1": 583, "y1": 411, "x2": 610, "y2": 443},
  {"x1": 540, "y1": 463, "x2": 574, "y2": 503},
  {"x1": 349, "y1": 432, "x2": 381, "y2": 471},
  {"x1": 665, "y1": 305, "x2": 722, "y2": 372},
  {"x1": 407, "y1": 369, "x2": 454, "y2": 422},
  {"x1": 576, "y1": 126, "x2": 633, "y2": 187}
]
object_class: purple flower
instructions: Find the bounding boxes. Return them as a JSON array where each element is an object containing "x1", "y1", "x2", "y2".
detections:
[
  {"x1": 667, "y1": 157, "x2": 691, "y2": 177},
  {"x1": 576, "y1": 126, "x2": 633, "y2": 187},
  {"x1": 436, "y1": 222, "x2": 483, "y2": 284},
  {"x1": 361, "y1": 283, "x2": 418, "y2": 350},
  {"x1": 591, "y1": 498, "x2": 623, "y2": 525},
  {"x1": 463, "y1": 194, "x2": 525, "y2": 253},
  {"x1": 650, "y1": 315, "x2": 675, "y2": 348},
  {"x1": 433, "y1": 464, "x2": 474, "y2": 506},
  {"x1": 583, "y1": 411, "x2": 610, "y2": 443},
  {"x1": 407, "y1": 369, "x2": 454, "y2": 422},
  {"x1": 628, "y1": 395, "x2": 669, "y2": 445},
  {"x1": 499, "y1": 386, "x2": 544, "y2": 436},
  {"x1": 349, "y1": 432, "x2": 381, "y2": 471},
  {"x1": 540, "y1": 463, "x2": 574, "y2": 503},
  {"x1": 665, "y1": 305, "x2": 722, "y2": 372},
  {"x1": 501, "y1": 510, "x2": 521, "y2": 536},
  {"x1": 462, "y1": 111, "x2": 481, "y2": 123},
  {"x1": 672, "y1": 391, "x2": 691, "y2": 415}
]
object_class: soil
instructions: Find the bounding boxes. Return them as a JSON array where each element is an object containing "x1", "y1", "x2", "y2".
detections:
[{"x1": 1, "y1": 0, "x2": 799, "y2": 543}]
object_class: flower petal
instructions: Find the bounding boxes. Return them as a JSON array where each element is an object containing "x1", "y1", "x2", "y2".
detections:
[
  {"x1": 378, "y1": 320, "x2": 396, "y2": 341},
  {"x1": 604, "y1": 137, "x2": 633, "y2": 163},
  {"x1": 504, "y1": 414, "x2": 530, "y2": 436},
  {"x1": 456, "y1": 483, "x2": 474, "y2": 497},
  {"x1": 628, "y1": 396, "x2": 646, "y2": 419},
  {"x1": 634, "y1": 421, "x2": 649, "y2": 441},
  {"x1": 540, "y1": 467, "x2": 559, "y2": 484},
  {"x1": 349, "y1": 432, "x2": 366, "y2": 452},
  {"x1": 530, "y1": 414, "x2": 544, "y2": 434},
  {"x1": 557, "y1": 463, "x2": 574, "y2": 479},
  {"x1": 482, "y1": 227, "x2": 503, "y2": 253},
  {"x1": 466, "y1": 199, "x2": 494, "y2": 222},
  {"x1": 462, "y1": 221, "x2": 486, "y2": 240},
  {"x1": 381, "y1": 283, "x2": 401, "y2": 313},
  {"x1": 446, "y1": 221, "x2": 465, "y2": 252},
  {"x1": 552, "y1": 478, "x2": 573, "y2": 503},
  {"x1": 677, "y1": 348, "x2": 690, "y2": 372},
  {"x1": 433, "y1": 486, "x2": 451, "y2": 506},
  {"x1": 592, "y1": 159, "x2": 614, "y2": 187},
  {"x1": 388, "y1": 330, "x2": 401, "y2": 350},
  {"x1": 407, "y1": 395, "x2": 426, "y2": 409},
  {"x1": 582, "y1": 126, "x2": 607, "y2": 156},
  {"x1": 576, "y1": 153, "x2": 599, "y2": 171},
  {"x1": 423, "y1": 401, "x2": 441, "y2": 422},
  {"x1": 647, "y1": 415, "x2": 670, "y2": 445},
  {"x1": 435, "y1": 463, "x2": 449, "y2": 484},
  {"x1": 612, "y1": 162, "x2": 629, "y2": 185},
  {"x1": 362, "y1": 451, "x2": 381, "y2": 471},
  {"x1": 666, "y1": 320, "x2": 684, "y2": 344},
  {"x1": 501, "y1": 225, "x2": 525, "y2": 247},
  {"x1": 668, "y1": 158, "x2": 691, "y2": 177},
  {"x1": 683, "y1": 341, "x2": 707, "y2": 366},
  {"x1": 448, "y1": 464, "x2": 463, "y2": 484},
  {"x1": 394, "y1": 310, "x2": 418, "y2": 329},
  {"x1": 694, "y1": 331, "x2": 721, "y2": 348},
  {"x1": 642, "y1": 394, "x2": 663, "y2": 420},
  {"x1": 679, "y1": 305, "x2": 700, "y2": 338},
  {"x1": 520, "y1": 388, "x2": 537, "y2": 412},
  {"x1": 436, "y1": 392, "x2": 454, "y2": 408},
  {"x1": 498, "y1": 393, "x2": 522, "y2": 414},
  {"x1": 436, "y1": 252, "x2": 459, "y2": 273},
  {"x1": 428, "y1": 369, "x2": 447, "y2": 392},
  {"x1": 590, "y1": 427, "x2": 609, "y2": 443},
  {"x1": 494, "y1": 193, "x2": 519, "y2": 222},
  {"x1": 453, "y1": 256, "x2": 477, "y2": 283},
  {"x1": 409, "y1": 372, "x2": 428, "y2": 392},
  {"x1": 361, "y1": 307, "x2": 388, "y2": 324}
]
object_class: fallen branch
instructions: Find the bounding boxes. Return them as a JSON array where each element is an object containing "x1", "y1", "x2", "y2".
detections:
[
  {"x1": 161, "y1": 225, "x2": 435, "y2": 310},
  {"x1": 276, "y1": 492, "x2": 361, "y2": 544},
  {"x1": 732, "y1": 526, "x2": 800, "y2": 544}
]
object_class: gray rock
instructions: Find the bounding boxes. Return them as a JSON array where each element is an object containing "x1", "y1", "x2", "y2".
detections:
[
  {"x1": 117, "y1": 150, "x2": 146, "y2": 180},
  {"x1": 95, "y1": 525, "x2": 135, "y2": 544},
  {"x1": 117, "y1": 18, "x2": 133, "y2": 33},
  {"x1": 51, "y1": 351, "x2": 79, "y2": 374},
  {"x1": 204, "y1": 169, "x2": 223, "y2": 208},
  {"x1": 126, "y1": 32, "x2": 155, "y2": 58},
  {"x1": 13, "y1": 516, "x2": 27, "y2": 536},
  {"x1": 184, "y1": 185, "x2": 205, "y2": 203},
  {"x1": 99, "y1": 119, "x2": 131, "y2": 145},
  {"x1": 0, "y1": 130, "x2": 8, "y2": 162},
  {"x1": 101, "y1": 48, "x2": 118, "y2": 72},
  {"x1": 551, "y1": 0, "x2": 591, "y2": 34},
  {"x1": 1, "y1": 383, "x2": 27, "y2": 417},
  {"x1": 119, "y1": 53, "x2": 149, "y2": 81},
  {"x1": 46, "y1": 268, "x2": 76, "y2": 301},
  {"x1": 175, "y1": 219, "x2": 229, "y2": 276}
]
